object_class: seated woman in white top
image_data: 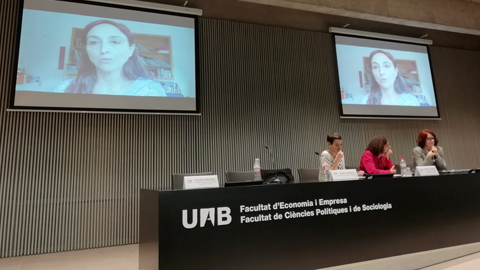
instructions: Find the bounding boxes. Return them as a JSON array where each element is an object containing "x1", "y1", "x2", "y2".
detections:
[{"x1": 318, "y1": 133, "x2": 346, "y2": 181}]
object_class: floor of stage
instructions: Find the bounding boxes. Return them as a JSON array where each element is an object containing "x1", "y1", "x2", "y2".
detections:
[
  {"x1": 0, "y1": 244, "x2": 138, "y2": 270},
  {"x1": 1, "y1": 244, "x2": 480, "y2": 270}
]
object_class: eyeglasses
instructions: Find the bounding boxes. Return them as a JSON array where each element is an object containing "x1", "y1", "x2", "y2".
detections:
[{"x1": 426, "y1": 137, "x2": 435, "y2": 141}]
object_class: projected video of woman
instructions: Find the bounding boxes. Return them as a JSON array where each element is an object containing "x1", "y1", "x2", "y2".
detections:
[
  {"x1": 362, "y1": 50, "x2": 420, "y2": 106},
  {"x1": 54, "y1": 20, "x2": 167, "y2": 96},
  {"x1": 13, "y1": 0, "x2": 197, "y2": 112},
  {"x1": 334, "y1": 34, "x2": 439, "y2": 118}
]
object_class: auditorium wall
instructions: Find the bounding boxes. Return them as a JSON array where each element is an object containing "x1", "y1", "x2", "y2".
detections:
[{"x1": 1, "y1": 0, "x2": 480, "y2": 257}]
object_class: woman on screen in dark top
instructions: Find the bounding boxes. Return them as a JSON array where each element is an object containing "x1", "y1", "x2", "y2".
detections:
[
  {"x1": 359, "y1": 135, "x2": 396, "y2": 174},
  {"x1": 361, "y1": 50, "x2": 419, "y2": 106},
  {"x1": 55, "y1": 20, "x2": 166, "y2": 96},
  {"x1": 412, "y1": 129, "x2": 447, "y2": 171}
]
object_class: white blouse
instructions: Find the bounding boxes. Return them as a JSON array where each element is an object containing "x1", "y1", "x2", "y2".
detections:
[{"x1": 318, "y1": 150, "x2": 345, "y2": 181}]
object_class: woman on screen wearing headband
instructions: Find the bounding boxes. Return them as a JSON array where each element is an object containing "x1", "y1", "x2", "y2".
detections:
[
  {"x1": 55, "y1": 20, "x2": 166, "y2": 96},
  {"x1": 359, "y1": 135, "x2": 396, "y2": 175},
  {"x1": 362, "y1": 50, "x2": 420, "y2": 106},
  {"x1": 412, "y1": 129, "x2": 447, "y2": 171}
]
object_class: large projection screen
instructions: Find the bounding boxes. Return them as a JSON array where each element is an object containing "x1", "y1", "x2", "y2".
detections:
[
  {"x1": 11, "y1": 0, "x2": 199, "y2": 114},
  {"x1": 334, "y1": 35, "x2": 440, "y2": 119}
]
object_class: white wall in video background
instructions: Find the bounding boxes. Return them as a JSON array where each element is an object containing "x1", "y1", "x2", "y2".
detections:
[
  {"x1": 336, "y1": 44, "x2": 436, "y2": 106},
  {"x1": 17, "y1": 9, "x2": 196, "y2": 97}
]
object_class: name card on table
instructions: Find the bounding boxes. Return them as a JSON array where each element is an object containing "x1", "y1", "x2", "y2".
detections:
[
  {"x1": 415, "y1": 166, "x2": 439, "y2": 177},
  {"x1": 184, "y1": 175, "x2": 219, "y2": 190},
  {"x1": 330, "y1": 169, "x2": 359, "y2": 181}
]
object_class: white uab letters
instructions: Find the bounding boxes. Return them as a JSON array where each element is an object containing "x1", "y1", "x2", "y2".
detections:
[
  {"x1": 415, "y1": 166, "x2": 439, "y2": 176},
  {"x1": 182, "y1": 207, "x2": 232, "y2": 229}
]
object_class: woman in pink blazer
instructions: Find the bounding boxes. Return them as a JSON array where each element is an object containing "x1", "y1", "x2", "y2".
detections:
[{"x1": 359, "y1": 136, "x2": 397, "y2": 174}]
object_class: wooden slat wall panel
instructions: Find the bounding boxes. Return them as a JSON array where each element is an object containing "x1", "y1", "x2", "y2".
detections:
[{"x1": 1, "y1": 2, "x2": 480, "y2": 257}]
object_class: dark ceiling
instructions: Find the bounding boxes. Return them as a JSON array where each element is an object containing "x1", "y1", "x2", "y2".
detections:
[{"x1": 144, "y1": 0, "x2": 480, "y2": 51}]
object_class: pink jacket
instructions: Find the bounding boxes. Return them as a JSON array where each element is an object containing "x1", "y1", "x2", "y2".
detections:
[{"x1": 359, "y1": 150, "x2": 393, "y2": 174}]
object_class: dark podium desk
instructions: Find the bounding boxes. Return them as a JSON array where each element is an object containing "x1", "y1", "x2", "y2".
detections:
[{"x1": 140, "y1": 173, "x2": 480, "y2": 270}]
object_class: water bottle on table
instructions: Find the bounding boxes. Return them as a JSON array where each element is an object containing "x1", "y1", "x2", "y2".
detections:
[
  {"x1": 322, "y1": 156, "x2": 331, "y2": 181},
  {"x1": 400, "y1": 158, "x2": 407, "y2": 176},
  {"x1": 253, "y1": 158, "x2": 261, "y2": 181}
]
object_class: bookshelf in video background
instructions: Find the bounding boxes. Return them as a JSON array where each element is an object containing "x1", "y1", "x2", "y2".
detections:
[
  {"x1": 363, "y1": 58, "x2": 422, "y2": 94},
  {"x1": 67, "y1": 28, "x2": 174, "y2": 81}
]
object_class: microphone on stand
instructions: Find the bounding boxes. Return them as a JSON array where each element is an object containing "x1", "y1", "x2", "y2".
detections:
[
  {"x1": 315, "y1": 152, "x2": 320, "y2": 156},
  {"x1": 264, "y1": 146, "x2": 282, "y2": 184}
]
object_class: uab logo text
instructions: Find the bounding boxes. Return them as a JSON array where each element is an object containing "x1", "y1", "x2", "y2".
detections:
[{"x1": 182, "y1": 207, "x2": 232, "y2": 229}]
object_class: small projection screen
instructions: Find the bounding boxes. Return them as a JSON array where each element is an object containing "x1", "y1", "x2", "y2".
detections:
[
  {"x1": 11, "y1": 0, "x2": 199, "y2": 114},
  {"x1": 334, "y1": 35, "x2": 440, "y2": 119}
]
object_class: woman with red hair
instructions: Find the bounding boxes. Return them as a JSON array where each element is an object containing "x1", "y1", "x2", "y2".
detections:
[{"x1": 412, "y1": 129, "x2": 447, "y2": 171}]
